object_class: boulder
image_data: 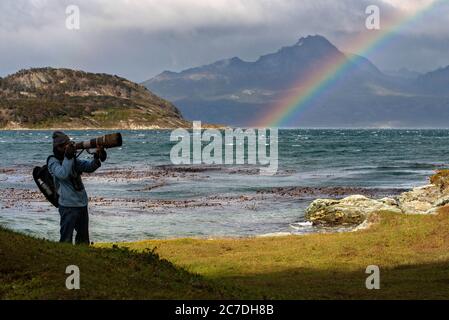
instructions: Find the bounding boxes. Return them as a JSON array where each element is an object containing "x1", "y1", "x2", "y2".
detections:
[
  {"x1": 304, "y1": 170, "x2": 449, "y2": 227},
  {"x1": 398, "y1": 184, "x2": 441, "y2": 214},
  {"x1": 305, "y1": 195, "x2": 401, "y2": 226}
]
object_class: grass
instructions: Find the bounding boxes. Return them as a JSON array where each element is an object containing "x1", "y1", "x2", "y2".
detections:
[
  {"x1": 2, "y1": 208, "x2": 449, "y2": 299},
  {"x1": 0, "y1": 227, "x2": 237, "y2": 299},
  {"x1": 104, "y1": 208, "x2": 449, "y2": 299}
]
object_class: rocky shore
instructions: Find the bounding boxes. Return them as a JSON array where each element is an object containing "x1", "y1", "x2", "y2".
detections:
[
  {"x1": 305, "y1": 170, "x2": 449, "y2": 227},
  {"x1": 2, "y1": 163, "x2": 446, "y2": 236}
]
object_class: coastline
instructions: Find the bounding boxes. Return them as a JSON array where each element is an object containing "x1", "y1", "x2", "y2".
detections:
[
  {"x1": 0, "y1": 127, "x2": 180, "y2": 131},
  {"x1": 2, "y1": 165, "x2": 449, "y2": 298},
  {"x1": 0, "y1": 126, "x2": 226, "y2": 131},
  {"x1": 0, "y1": 123, "x2": 226, "y2": 131}
]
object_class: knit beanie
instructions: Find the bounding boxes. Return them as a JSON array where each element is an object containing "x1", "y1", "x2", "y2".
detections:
[{"x1": 52, "y1": 131, "x2": 70, "y2": 147}]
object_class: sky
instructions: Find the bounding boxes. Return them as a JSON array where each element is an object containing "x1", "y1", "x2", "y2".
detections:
[{"x1": 1, "y1": 0, "x2": 448, "y2": 82}]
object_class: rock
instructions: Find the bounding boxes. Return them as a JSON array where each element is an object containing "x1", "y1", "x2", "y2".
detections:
[
  {"x1": 429, "y1": 169, "x2": 449, "y2": 193},
  {"x1": 305, "y1": 195, "x2": 401, "y2": 226},
  {"x1": 379, "y1": 197, "x2": 398, "y2": 206},
  {"x1": 398, "y1": 184, "x2": 441, "y2": 214},
  {"x1": 434, "y1": 196, "x2": 449, "y2": 207},
  {"x1": 304, "y1": 171, "x2": 449, "y2": 227},
  {"x1": 423, "y1": 207, "x2": 441, "y2": 215}
]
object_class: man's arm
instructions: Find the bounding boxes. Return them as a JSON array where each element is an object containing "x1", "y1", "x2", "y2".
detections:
[
  {"x1": 76, "y1": 159, "x2": 101, "y2": 173},
  {"x1": 48, "y1": 157, "x2": 74, "y2": 179}
]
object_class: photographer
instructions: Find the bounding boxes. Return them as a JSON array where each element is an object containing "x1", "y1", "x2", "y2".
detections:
[{"x1": 48, "y1": 131, "x2": 107, "y2": 245}]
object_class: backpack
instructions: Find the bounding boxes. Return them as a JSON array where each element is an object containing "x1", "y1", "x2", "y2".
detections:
[{"x1": 32, "y1": 155, "x2": 59, "y2": 208}]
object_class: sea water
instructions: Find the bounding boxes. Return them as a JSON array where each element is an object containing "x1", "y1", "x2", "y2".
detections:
[{"x1": 1, "y1": 129, "x2": 448, "y2": 242}]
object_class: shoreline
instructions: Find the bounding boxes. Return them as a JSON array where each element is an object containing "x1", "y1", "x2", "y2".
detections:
[
  {"x1": 4, "y1": 127, "x2": 449, "y2": 131},
  {"x1": 96, "y1": 223, "x2": 363, "y2": 244},
  {"x1": 0, "y1": 127, "x2": 187, "y2": 131},
  {"x1": 0, "y1": 124, "x2": 226, "y2": 131},
  {"x1": 3, "y1": 169, "x2": 449, "y2": 299},
  {"x1": 0, "y1": 162, "x2": 419, "y2": 241}
]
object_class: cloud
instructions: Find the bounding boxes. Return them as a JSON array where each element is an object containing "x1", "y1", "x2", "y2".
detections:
[
  {"x1": 381, "y1": 0, "x2": 437, "y2": 12},
  {"x1": 0, "y1": 0, "x2": 448, "y2": 80}
]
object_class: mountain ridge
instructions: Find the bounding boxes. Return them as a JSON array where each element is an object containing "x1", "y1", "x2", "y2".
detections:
[{"x1": 143, "y1": 35, "x2": 449, "y2": 128}]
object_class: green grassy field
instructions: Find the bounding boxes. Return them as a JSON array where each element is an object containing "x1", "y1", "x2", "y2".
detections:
[
  {"x1": 2, "y1": 208, "x2": 449, "y2": 299},
  {"x1": 107, "y1": 209, "x2": 449, "y2": 299}
]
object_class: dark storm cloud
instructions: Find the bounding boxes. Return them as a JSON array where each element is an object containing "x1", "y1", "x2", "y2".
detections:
[{"x1": 0, "y1": 0, "x2": 448, "y2": 81}]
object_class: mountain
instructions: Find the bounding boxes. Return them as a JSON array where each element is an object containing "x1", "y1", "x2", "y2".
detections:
[
  {"x1": 145, "y1": 35, "x2": 383, "y2": 98},
  {"x1": 415, "y1": 65, "x2": 449, "y2": 94},
  {"x1": 384, "y1": 68, "x2": 422, "y2": 80},
  {"x1": 144, "y1": 35, "x2": 449, "y2": 128},
  {"x1": 0, "y1": 67, "x2": 189, "y2": 129}
]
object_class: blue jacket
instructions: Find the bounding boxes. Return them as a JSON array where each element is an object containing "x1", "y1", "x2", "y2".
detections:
[{"x1": 48, "y1": 156, "x2": 101, "y2": 207}]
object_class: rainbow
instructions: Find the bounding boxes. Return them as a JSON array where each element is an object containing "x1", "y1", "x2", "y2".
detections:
[{"x1": 254, "y1": 0, "x2": 444, "y2": 128}]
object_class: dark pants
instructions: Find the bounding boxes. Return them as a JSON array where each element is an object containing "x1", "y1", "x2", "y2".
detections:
[{"x1": 58, "y1": 205, "x2": 90, "y2": 245}]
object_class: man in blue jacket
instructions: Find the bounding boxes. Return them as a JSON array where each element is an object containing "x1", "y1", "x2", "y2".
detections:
[{"x1": 48, "y1": 131, "x2": 107, "y2": 245}]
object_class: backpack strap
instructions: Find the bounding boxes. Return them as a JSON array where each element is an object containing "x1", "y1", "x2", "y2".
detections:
[{"x1": 46, "y1": 155, "x2": 57, "y2": 166}]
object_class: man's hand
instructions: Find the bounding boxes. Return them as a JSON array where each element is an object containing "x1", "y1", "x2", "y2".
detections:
[
  {"x1": 94, "y1": 147, "x2": 107, "y2": 162},
  {"x1": 64, "y1": 142, "x2": 76, "y2": 160}
]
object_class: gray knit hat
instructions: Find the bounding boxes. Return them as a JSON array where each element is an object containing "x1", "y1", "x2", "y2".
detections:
[{"x1": 52, "y1": 131, "x2": 70, "y2": 147}]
